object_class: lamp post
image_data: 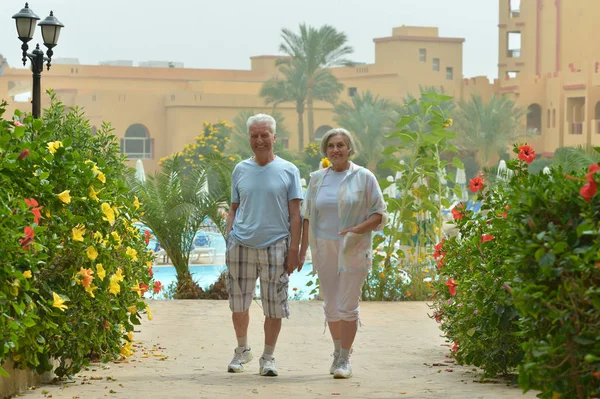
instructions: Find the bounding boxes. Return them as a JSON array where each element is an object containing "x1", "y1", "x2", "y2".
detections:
[{"x1": 12, "y1": 3, "x2": 64, "y2": 118}]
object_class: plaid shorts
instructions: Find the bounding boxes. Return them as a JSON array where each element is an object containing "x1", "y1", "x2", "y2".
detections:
[{"x1": 225, "y1": 236, "x2": 290, "y2": 319}]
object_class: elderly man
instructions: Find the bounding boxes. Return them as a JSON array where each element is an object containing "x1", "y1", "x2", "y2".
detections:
[{"x1": 225, "y1": 114, "x2": 303, "y2": 376}]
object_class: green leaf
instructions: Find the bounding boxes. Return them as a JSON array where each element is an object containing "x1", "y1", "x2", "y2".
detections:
[
  {"x1": 466, "y1": 327, "x2": 476, "y2": 337},
  {"x1": 305, "y1": 281, "x2": 314, "y2": 287},
  {"x1": 552, "y1": 242, "x2": 568, "y2": 254},
  {"x1": 33, "y1": 119, "x2": 43, "y2": 131},
  {"x1": 381, "y1": 145, "x2": 398, "y2": 157},
  {"x1": 452, "y1": 186, "x2": 463, "y2": 199},
  {"x1": 0, "y1": 367, "x2": 9, "y2": 377},
  {"x1": 13, "y1": 126, "x2": 25, "y2": 138},
  {"x1": 573, "y1": 336, "x2": 594, "y2": 345},
  {"x1": 396, "y1": 115, "x2": 416, "y2": 128},
  {"x1": 451, "y1": 157, "x2": 464, "y2": 170},
  {"x1": 538, "y1": 252, "x2": 556, "y2": 268}
]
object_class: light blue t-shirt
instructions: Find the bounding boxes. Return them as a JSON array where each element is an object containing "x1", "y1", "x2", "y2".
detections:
[
  {"x1": 315, "y1": 169, "x2": 349, "y2": 240},
  {"x1": 230, "y1": 156, "x2": 303, "y2": 248}
]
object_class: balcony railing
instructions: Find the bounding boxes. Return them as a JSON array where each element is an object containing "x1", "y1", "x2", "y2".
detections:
[
  {"x1": 511, "y1": 10, "x2": 521, "y2": 18},
  {"x1": 570, "y1": 122, "x2": 583, "y2": 135},
  {"x1": 508, "y1": 49, "x2": 521, "y2": 58}
]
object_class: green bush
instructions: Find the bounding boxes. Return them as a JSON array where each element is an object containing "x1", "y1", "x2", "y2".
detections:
[
  {"x1": 431, "y1": 177, "x2": 524, "y2": 377},
  {"x1": 0, "y1": 97, "x2": 154, "y2": 377},
  {"x1": 505, "y1": 166, "x2": 600, "y2": 398}
]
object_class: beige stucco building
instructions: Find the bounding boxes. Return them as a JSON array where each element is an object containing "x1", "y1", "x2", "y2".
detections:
[{"x1": 1, "y1": 0, "x2": 599, "y2": 171}]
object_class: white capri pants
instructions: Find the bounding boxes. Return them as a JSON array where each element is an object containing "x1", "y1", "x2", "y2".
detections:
[{"x1": 313, "y1": 238, "x2": 369, "y2": 322}]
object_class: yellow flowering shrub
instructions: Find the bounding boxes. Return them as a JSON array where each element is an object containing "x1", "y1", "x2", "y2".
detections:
[{"x1": 0, "y1": 97, "x2": 154, "y2": 377}]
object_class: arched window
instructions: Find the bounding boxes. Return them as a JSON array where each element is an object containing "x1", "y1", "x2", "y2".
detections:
[
  {"x1": 552, "y1": 109, "x2": 556, "y2": 128},
  {"x1": 120, "y1": 124, "x2": 153, "y2": 159},
  {"x1": 315, "y1": 125, "x2": 333, "y2": 141}
]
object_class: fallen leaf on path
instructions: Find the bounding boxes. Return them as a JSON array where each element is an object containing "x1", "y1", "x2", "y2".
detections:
[
  {"x1": 152, "y1": 353, "x2": 164, "y2": 357},
  {"x1": 445, "y1": 369, "x2": 454, "y2": 372}
]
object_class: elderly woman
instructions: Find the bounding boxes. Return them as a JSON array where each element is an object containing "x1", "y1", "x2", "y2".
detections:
[{"x1": 299, "y1": 128, "x2": 387, "y2": 379}]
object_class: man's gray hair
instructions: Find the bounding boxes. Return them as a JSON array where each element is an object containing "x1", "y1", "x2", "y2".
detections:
[
  {"x1": 320, "y1": 128, "x2": 356, "y2": 156},
  {"x1": 246, "y1": 114, "x2": 276, "y2": 135}
]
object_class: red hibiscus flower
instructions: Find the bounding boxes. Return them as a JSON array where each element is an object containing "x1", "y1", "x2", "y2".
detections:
[
  {"x1": 31, "y1": 207, "x2": 41, "y2": 224},
  {"x1": 580, "y1": 163, "x2": 600, "y2": 202},
  {"x1": 18, "y1": 149, "x2": 30, "y2": 160},
  {"x1": 148, "y1": 266, "x2": 153, "y2": 277},
  {"x1": 433, "y1": 240, "x2": 445, "y2": 259},
  {"x1": 144, "y1": 230, "x2": 151, "y2": 245},
  {"x1": 437, "y1": 257, "x2": 445, "y2": 270},
  {"x1": 517, "y1": 145, "x2": 536, "y2": 164},
  {"x1": 451, "y1": 204, "x2": 465, "y2": 220},
  {"x1": 140, "y1": 283, "x2": 149, "y2": 295},
  {"x1": 445, "y1": 278, "x2": 457, "y2": 296},
  {"x1": 24, "y1": 198, "x2": 38, "y2": 208},
  {"x1": 13, "y1": 120, "x2": 24, "y2": 127},
  {"x1": 153, "y1": 281, "x2": 163, "y2": 294},
  {"x1": 452, "y1": 342, "x2": 458, "y2": 353},
  {"x1": 469, "y1": 177, "x2": 484, "y2": 193},
  {"x1": 481, "y1": 234, "x2": 495, "y2": 243},
  {"x1": 20, "y1": 226, "x2": 35, "y2": 250}
]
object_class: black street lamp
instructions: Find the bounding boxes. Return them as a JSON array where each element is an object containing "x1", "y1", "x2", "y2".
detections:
[{"x1": 12, "y1": 3, "x2": 64, "y2": 118}]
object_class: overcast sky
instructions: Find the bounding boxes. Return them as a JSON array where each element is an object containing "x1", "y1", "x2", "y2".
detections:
[{"x1": 1, "y1": 0, "x2": 499, "y2": 79}]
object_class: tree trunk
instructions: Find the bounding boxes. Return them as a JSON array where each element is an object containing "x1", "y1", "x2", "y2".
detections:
[
  {"x1": 296, "y1": 103, "x2": 305, "y2": 151},
  {"x1": 307, "y1": 77, "x2": 315, "y2": 142}
]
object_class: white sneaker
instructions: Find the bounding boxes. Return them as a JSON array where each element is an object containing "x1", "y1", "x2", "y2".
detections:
[
  {"x1": 259, "y1": 356, "x2": 278, "y2": 376},
  {"x1": 333, "y1": 358, "x2": 352, "y2": 379},
  {"x1": 329, "y1": 352, "x2": 340, "y2": 375},
  {"x1": 227, "y1": 347, "x2": 253, "y2": 373}
]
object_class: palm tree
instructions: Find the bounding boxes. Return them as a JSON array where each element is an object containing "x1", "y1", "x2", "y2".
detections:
[
  {"x1": 278, "y1": 24, "x2": 354, "y2": 142},
  {"x1": 333, "y1": 91, "x2": 400, "y2": 172},
  {"x1": 544, "y1": 145, "x2": 600, "y2": 173},
  {"x1": 130, "y1": 157, "x2": 230, "y2": 299},
  {"x1": 453, "y1": 94, "x2": 527, "y2": 166},
  {"x1": 260, "y1": 59, "x2": 342, "y2": 150},
  {"x1": 228, "y1": 110, "x2": 292, "y2": 159}
]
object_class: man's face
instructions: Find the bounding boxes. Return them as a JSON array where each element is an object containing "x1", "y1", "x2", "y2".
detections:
[{"x1": 249, "y1": 123, "x2": 276, "y2": 156}]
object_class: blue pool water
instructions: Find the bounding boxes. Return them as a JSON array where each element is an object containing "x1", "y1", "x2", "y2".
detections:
[{"x1": 152, "y1": 263, "x2": 317, "y2": 300}]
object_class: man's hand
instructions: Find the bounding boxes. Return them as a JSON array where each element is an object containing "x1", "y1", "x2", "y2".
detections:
[
  {"x1": 298, "y1": 251, "x2": 306, "y2": 272},
  {"x1": 287, "y1": 248, "x2": 300, "y2": 275}
]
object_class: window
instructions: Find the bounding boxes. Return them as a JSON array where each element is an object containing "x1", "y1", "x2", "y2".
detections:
[
  {"x1": 419, "y1": 49, "x2": 426, "y2": 62},
  {"x1": 507, "y1": 71, "x2": 518, "y2": 79},
  {"x1": 510, "y1": 0, "x2": 521, "y2": 18},
  {"x1": 433, "y1": 58, "x2": 440, "y2": 71},
  {"x1": 315, "y1": 125, "x2": 333, "y2": 142},
  {"x1": 348, "y1": 87, "x2": 357, "y2": 97},
  {"x1": 547, "y1": 110, "x2": 551, "y2": 128},
  {"x1": 120, "y1": 124, "x2": 153, "y2": 159},
  {"x1": 446, "y1": 67, "x2": 454, "y2": 80},
  {"x1": 507, "y1": 32, "x2": 521, "y2": 58},
  {"x1": 552, "y1": 109, "x2": 556, "y2": 128}
]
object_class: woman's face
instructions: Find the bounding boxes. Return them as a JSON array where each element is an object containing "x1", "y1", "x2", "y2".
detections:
[{"x1": 326, "y1": 134, "x2": 350, "y2": 164}]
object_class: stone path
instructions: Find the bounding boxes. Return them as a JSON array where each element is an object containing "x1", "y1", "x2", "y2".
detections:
[{"x1": 19, "y1": 301, "x2": 538, "y2": 399}]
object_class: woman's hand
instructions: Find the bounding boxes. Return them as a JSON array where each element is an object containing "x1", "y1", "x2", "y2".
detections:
[
  {"x1": 298, "y1": 251, "x2": 306, "y2": 272},
  {"x1": 339, "y1": 225, "x2": 364, "y2": 235}
]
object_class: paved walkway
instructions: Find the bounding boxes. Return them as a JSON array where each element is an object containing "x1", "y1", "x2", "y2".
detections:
[{"x1": 20, "y1": 301, "x2": 538, "y2": 399}]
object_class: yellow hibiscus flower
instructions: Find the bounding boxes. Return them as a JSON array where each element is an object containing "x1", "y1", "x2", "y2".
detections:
[
  {"x1": 57, "y1": 190, "x2": 71, "y2": 204},
  {"x1": 52, "y1": 292, "x2": 68, "y2": 311},
  {"x1": 126, "y1": 247, "x2": 138, "y2": 262},
  {"x1": 133, "y1": 196, "x2": 141, "y2": 210},
  {"x1": 96, "y1": 171, "x2": 106, "y2": 184},
  {"x1": 72, "y1": 224, "x2": 86, "y2": 242},
  {"x1": 47, "y1": 141, "x2": 63, "y2": 154},
  {"x1": 86, "y1": 246, "x2": 98, "y2": 261},
  {"x1": 127, "y1": 305, "x2": 137, "y2": 314},
  {"x1": 101, "y1": 203, "x2": 115, "y2": 226},
  {"x1": 89, "y1": 186, "x2": 101, "y2": 202},
  {"x1": 109, "y1": 274, "x2": 121, "y2": 295},
  {"x1": 96, "y1": 264, "x2": 106, "y2": 281},
  {"x1": 115, "y1": 268, "x2": 125, "y2": 282},
  {"x1": 84, "y1": 285, "x2": 98, "y2": 298},
  {"x1": 23, "y1": 270, "x2": 32, "y2": 278}
]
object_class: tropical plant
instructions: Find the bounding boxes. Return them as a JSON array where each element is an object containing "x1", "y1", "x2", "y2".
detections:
[
  {"x1": 260, "y1": 58, "x2": 343, "y2": 149},
  {"x1": 277, "y1": 23, "x2": 353, "y2": 141},
  {"x1": 333, "y1": 90, "x2": 400, "y2": 172},
  {"x1": 0, "y1": 96, "x2": 154, "y2": 377},
  {"x1": 130, "y1": 156, "x2": 230, "y2": 299},
  {"x1": 365, "y1": 93, "x2": 463, "y2": 300},
  {"x1": 453, "y1": 94, "x2": 527, "y2": 166}
]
